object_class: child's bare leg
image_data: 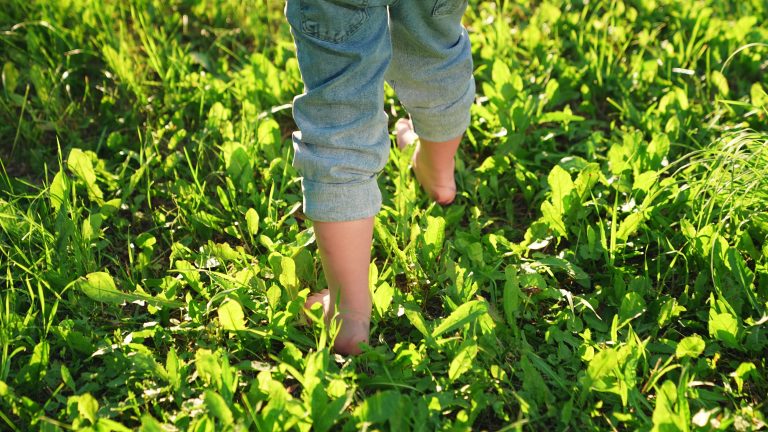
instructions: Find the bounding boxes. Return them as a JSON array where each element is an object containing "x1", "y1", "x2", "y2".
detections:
[
  {"x1": 304, "y1": 217, "x2": 373, "y2": 355},
  {"x1": 396, "y1": 118, "x2": 461, "y2": 205}
]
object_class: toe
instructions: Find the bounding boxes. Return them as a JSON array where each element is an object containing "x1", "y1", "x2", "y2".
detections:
[
  {"x1": 304, "y1": 289, "x2": 330, "y2": 312},
  {"x1": 395, "y1": 118, "x2": 413, "y2": 131},
  {"x1": 395, "y1": 118, "x2": 418, "y2": 150}
]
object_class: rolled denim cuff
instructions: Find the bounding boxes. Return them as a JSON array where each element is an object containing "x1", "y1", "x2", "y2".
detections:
[
  {"x1": 301, "y1": 177, "x2": 382, "y2": 222},
  {"x1": 411, "y1": 76, "x2": 475, "y2": 143}
]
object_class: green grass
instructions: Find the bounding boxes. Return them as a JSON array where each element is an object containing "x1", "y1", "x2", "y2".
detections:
[{"x1": 1, "y1": 0, "x2": 767, "y2": 430}]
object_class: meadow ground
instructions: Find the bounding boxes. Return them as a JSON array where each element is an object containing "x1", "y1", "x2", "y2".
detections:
[{"x1": 1, "y1": 0, "x2": 767, "y2": 430}]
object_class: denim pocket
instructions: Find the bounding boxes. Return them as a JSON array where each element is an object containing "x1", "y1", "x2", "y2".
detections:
[
  {"x1": 431, "y1": 0, "x2": 467, "y2": 17},
  {"x1": 299, "y1": 0, "x2": 369, "y2": 43}
]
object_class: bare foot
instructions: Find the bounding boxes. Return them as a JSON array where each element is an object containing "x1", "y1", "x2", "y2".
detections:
[
  {"x1": 304, "y1": 289, "x2": 370, "y2": 355},
  {"x1": 395, "y1": 118, "x2": 459, "y2": 205},
  {"x1": 396, "y1": 118, "x2": 419, "y2": 149},
  {"x1": 304, "y1": 289, "x2": 331, "y2": 317}
]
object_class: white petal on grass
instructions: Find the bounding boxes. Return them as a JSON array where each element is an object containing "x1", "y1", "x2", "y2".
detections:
[{"x1": 672, "y1": 67, "x2": 695, "y2": 75}]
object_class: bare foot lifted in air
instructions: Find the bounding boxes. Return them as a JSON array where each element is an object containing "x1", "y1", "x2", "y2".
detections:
[
  {"x1": 304, "y1": 289, "x2": 371, "y2": 355},
  {"x1": 395, "y1": 118, "x2": 461, "y2": 205}
]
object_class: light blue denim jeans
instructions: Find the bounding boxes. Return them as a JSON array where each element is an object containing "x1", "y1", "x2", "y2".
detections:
[{"x1": 285, "y1": 0, "x2": 475, "y2": 222}]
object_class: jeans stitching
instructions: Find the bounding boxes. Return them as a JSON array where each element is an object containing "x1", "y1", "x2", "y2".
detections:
[
  {"x1": 299, "y1": 0, "x2": 370, "y2": 44},
  {"x1": 431, "y1": 0, "x2": 466, "y2": 17}
]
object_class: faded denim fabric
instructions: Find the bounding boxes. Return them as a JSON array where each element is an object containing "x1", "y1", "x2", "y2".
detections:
[{"x1": 285, "y1": 0, "x2": 474, "y2": 222}]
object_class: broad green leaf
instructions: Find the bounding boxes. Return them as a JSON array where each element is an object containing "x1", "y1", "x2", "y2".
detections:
[
  {"x1": 731, "y1": 362, "x2": 757, "y2": 393},
  {"x1": 22, "y1": 340, "x2": 50, "y2": 383},
  {"x1": 725, "y1": 248, "x2": 758, "y2": 312},
  {"x1": 616, "y1": 211, "x2": 646, "y2": 242},
  {"x1": 374, "y1": 220, "x2": 409, "y2": 269},
  {"x1": 607, "y1": 142, "x2": 629, "y2": 175},
  {"x1": 491, "y1": 59, "x2": 522, "y2": 101},
  {"x1": 2, "y1": 62, "x2": 19, "y2": 93},
  {"x1": 195, "y1": 349, "x2": 221, "y2": 389},
  {"x1": 279, "y1": 255, "x2": 298, "y2": 295},
  {"x1": 223, "y1": 142, "x2": 251, "y2": 184},
  {"x1": 31, "y1": 340, "x2": 49, "y2": 368},
  {"x1": 77, "y1": 393, "x2": 99, "y2": 424},
  {"x1": 503, "y1": 265, "x2": 520, "y2": 324},
  {"x1": 710, "y1": 71, "x2": 729, "y2": 96},
  {"x1": 256, "y1": 372, "x2": 288, "y2": 431},
  {"x1": 207, "y1": 101, "x2": 231, "y2": 125},
  {"x1": 491, "y1": 59, "x2": 511, "y2": 86},
  {"x1": 189, "y1": 210, "x2": 226, "y2": 231},
  {"x1": 49, "y1": 171, "x2": 69, "y2": 212},
  {"x1": 448, "y1": 340, "x2": 478, "y2": 381},
  {"x1": 537, "y1": 2, "x2": 561, "y2": 22},
  {"x1": 60, "y1": 364, "x2": 76, "y2": 392},
  {"x1": 256, "y1": 381, "x2": 290, "y2": 431},
  {"x1": 709, "y1": 310, "x2": 740, "y2": 347},
  {"x1": 140, "y1": 414, "x2": 164, "y2": 432},
  {"x1": 217, "y1": 299, "x2": 247, "y2": 331},
  {"x1": 166, "y1": 348, "x2": 180, "y2": 390},
  {"x1": 520, "y1": 354, "x2": 553, "y2": 404},
  {"x1": 587, "y1": 348, "x2": 618, "y2": 384},
  {"x1": 573, "y1": 163, "x2": 600, "y2": 200},
  {"x1": 369, "y1": 261, "x2": 379, "y2": 290},
  {"x1": 270, "y1": 253, "x2": 298, "y2": 299},
  {"x1": 548, "y1": 165, "x2": 574, "y2": 215},
  {"x1": 676, "y1": 335, "x2": 705, "y2": 358},
  {"x1": 98, "y1": 418, "x2": 132, "y2": 431},
  {"x1": 423, "y1": 215, "x2": 446, "y2": 260},
  {"x1": 373, "y1": 282, "x2": 393, "y2": 318},
  {"x1": 651, "y1": 381, "x2": 685, "y2": 432},
  {"x1": 751, "y1": 82, "x2": 767, "y2": 107},
  {"x1": 78, "y1": 272, "x2": 123, "y2": 304},
  {"x1": 355, "y1": 391, "x2": 401, "y2": 425},
  {"x1": 127, "y1": 161, "x2": 149, "y2": 197},
  {"x1": 432, "y1": 300, "x2": 487, "y2": 338},
  {"x1": 519, "y1": 272, "x2": 548, "y2": 292},
  {"x1": 204, "y1": 390, "x2": 233, "y2": 425},
  {"x1": 585, "y1": 343, "x2": 640, "y2": 407},
  {"x1": 647, "y1": 134, "x2": 670, "y2": 168},
  {"x1": 245, "y1": 208, "x2": 259, "y2": 235},
  {"x1": 526, "y1": 350, "x2": 569, "y2": 391},
  {"x1": 633, "y1": 170, "x2": 658, "y2": 193},
  {"x1": 541, "y1": 201, "x2": 567, "y2": 238},
  {"x1": 82, "y1": 213, "x2": 104, "y2": 243},
  {"x1": 665, "y1": 115, "x2": 680, "y2": 135},
  {"x1": 132, "y1": 351, "x2": 169, "y2": 381},
  {"x1": 67, "y1": 148, "x2": 103, "y2": 201},
  {"x1": 466, "y1": 242, "x2": 484, "y2": 267},
  {"x1": 315, "y1": 391, "x2": 348, "y2": 432},
  {"x1": 78, "y1": 272, "x2": 183, "y2": 308},
  {"x1": 535, "y1": 256, "x2": 590, "y2": 286},
  {"x1": 538, "y1": 108, "x2": 585, "y2": 124},
  {"x1": 266, "y1": 284, "x2": 281, "y2": 311},
  {"x1": 658, "y1": 297, "x2": 685, "y2": 328},
  {"x1": 476, "y1": 155, "x2": 504, "y2": 174},
  {"x1": 544, "y1": 79, "x2": 559, "y2": 104},
  {"x1": 679, "y1": 219, "x2": 696, "y2": 239},
  {"x1": 257, "y1": 118, "x2": 281, "y2": 149},
  {"x1": 618, "y1": 292, "x2": 646, "y2": 322},
  {"x1": 673, "y1": 86, "x2": 689, "y2": 109},
  {"x1": 404, "y1": 306, "x2": 432, "y2": 341}
]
